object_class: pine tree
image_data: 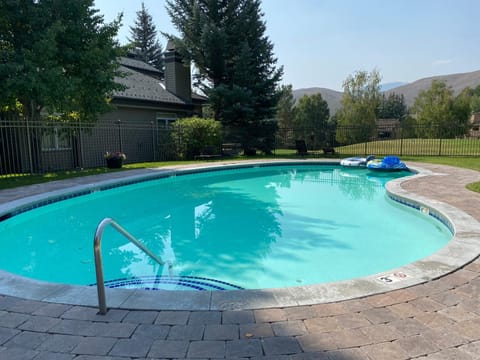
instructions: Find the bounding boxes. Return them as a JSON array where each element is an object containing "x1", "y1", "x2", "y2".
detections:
[
  {"x1": 128, "y1": 2, "x2": 164, "y2": 76},
  {"x1": 276, "y1": 84, "x2": 296, "y2": 146},
  {"x1": 166, "y1": 0, "x2": 283, "y2": 153},
  {"x1": 377, "y1": 93, "x2": 407, "y2": 119}
]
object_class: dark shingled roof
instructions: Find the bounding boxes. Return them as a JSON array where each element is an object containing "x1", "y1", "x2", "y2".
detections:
[
  {"x1": 114, "y1": 66, "x2": 187, "y2": 104},
  {"x1": 119, "y1": 57, "x2": 161, "y2": 75},
  {"x1": 113, "y1": 57, "x2": 206, "y2": 105}
]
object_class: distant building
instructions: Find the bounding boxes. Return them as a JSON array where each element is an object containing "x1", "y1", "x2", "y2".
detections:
[
  {"x1": 470, "y1": 112, "x2": 480, "y2": 137},
  {"x1": 376, "y1": 118, "x2": 401, "y2": 138}
]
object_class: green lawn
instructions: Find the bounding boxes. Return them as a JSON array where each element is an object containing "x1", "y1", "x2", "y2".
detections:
[
  {"x1": 0, "y1": 161, "x2": 199, "y2": 190},
  {"x1": 1, "y1": 151, "x2": 479, "y2": 192},
  {"x1": 467, "y1": 182, "x2": 480, "y2": 192},
  {"x1": 338, "y1": 138, "x2": 480, "y2": 157},
  {"x1": 0, "y1": 168, "x2": 121, "y2": 189}
]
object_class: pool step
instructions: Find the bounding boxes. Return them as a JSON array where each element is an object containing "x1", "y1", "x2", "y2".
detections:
[{"x1": 92, "y1": 275, "x2": 244, "y2": 291}]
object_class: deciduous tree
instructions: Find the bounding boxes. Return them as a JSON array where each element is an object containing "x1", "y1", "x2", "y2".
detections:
[
  {"x1": 336, "y1": 69, "x2": 381, "y2": 144},
  {"x1": 294, "y1": 93, "x2": 330, "y2": 149},
  {"x1": 0, "y1": 0, "x2": 123, "y2": 125},
  {"x1": 412, "y1": 80, "x2": 470, "y2": 138}
]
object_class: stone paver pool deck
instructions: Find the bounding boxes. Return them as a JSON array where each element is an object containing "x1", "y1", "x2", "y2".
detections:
[{"x1": 0, "y1": 160, "x2": 479, "y2": 359}]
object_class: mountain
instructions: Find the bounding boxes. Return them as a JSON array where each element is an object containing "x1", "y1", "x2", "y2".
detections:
[
  {"x1": 380, "y1": 82, "x2": 408, "y2": 92},
  {"x1": 292, "y1": 87, "x2": 343, "y2": 114},
  {"x1": 292, "y1": 69, "x2": 480, "y2": 113},
  {"x1": 385, "y1": 70, "x2": 480, "y2": 106}
]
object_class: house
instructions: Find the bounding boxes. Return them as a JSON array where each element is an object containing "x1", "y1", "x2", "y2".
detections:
[
  {"x1": 1, "y1": 43, "x2": 207, "y2": 174},
  {"x1": 376, "y1": 119, "x2": 401, "y2": 138},
  {"x1": 470, "y1": 112, "x2": 480, "y2": 137},
  {"x1": 74, "y1": 41, "x2": 207, "y2": 168}
]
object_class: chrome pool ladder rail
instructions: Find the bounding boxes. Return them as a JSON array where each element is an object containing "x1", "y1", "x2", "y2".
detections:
[{"x1": 93, "y1": 217, "x2": 172, "y2": 314}]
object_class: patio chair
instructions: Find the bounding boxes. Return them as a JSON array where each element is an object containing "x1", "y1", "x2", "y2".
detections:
[{"x1": 295, "y1": 139, "x2": 311, "y2": 157}]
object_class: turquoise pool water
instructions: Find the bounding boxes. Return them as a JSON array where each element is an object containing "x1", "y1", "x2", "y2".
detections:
[{"x1": 0, "y1": 165, "x2": 452, "y2": 290}]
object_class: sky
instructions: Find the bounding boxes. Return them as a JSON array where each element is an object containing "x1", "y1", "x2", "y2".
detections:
[{"x1": 94, "y1": 0, "x2": 480, "y2": 91}]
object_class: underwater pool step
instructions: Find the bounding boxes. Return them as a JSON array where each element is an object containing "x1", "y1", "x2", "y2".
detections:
[{"x1": 91, "y1": 275, "x2": 244, "y2": 291}]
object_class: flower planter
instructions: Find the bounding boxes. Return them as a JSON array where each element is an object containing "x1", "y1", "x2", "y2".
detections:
[{"x1": 106, "y1": 158, "x2": 123, "y2": 169}]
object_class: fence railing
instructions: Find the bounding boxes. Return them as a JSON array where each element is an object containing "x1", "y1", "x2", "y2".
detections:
[
  {"x1": 275, "y1": 124, "x2": 480, "y2": 157},
  {"x1": 0, "y1": 119, "x2": 178, "y2": 176},
  {"x1": 1, "y1": 119, "x2": 479, "y2": 176}
]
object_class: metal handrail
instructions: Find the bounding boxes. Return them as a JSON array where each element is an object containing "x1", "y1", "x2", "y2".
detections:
[{"x1": 93, "y1": 217, "x2": 172, "y2": 314}]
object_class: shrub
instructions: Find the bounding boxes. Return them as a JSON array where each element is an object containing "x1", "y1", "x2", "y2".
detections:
[{"x1": 171, "y1": 117, "x2": 223, "y2": 160}]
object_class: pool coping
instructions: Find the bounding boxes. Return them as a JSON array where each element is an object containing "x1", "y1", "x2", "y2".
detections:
[{"x1": 0, "y1": 159, "x2": 479, "y2": 311}]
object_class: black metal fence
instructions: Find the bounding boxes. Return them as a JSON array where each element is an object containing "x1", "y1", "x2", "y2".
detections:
[
  {"x1": 276, "y1": 123, "x2": 480, "y2": 157},
  {"x1": 1, "y1": 118, "x2": 479, "y2": 176},
  {"x1": 0, "y1": 119, "x2": 178, "y2": 176}
]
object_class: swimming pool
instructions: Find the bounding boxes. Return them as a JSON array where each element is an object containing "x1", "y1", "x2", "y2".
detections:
[{"x1": 0, "y1": 163, "x2": 453, "y2": 291}]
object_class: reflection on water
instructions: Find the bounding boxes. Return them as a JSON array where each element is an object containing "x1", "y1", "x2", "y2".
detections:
[{"x1": 0, "y1": 165, "x2": 447, "y2": 290}]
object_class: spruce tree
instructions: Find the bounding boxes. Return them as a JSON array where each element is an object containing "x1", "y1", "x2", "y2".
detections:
[
  {"x1": 166, "y1": 0, "x2": 283, "y2": 153},
  {"x1": 128, "y1": 2, "x2": 164, "y2": 76},
  {"x1": 377, "y1": 93, "x2": 407, "y2": 119},
  {"x1": 276, "y1": 85, "x2": 296, "y2": 146}
]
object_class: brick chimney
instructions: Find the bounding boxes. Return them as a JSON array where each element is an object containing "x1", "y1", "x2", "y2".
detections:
[{"x1": 164, "y1": 40, "x2": 192, "y2": 103}]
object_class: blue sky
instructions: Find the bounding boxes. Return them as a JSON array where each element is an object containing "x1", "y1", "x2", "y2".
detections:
[{"x1": 94, "y1": 0, "x2": 480, "y2": 91}]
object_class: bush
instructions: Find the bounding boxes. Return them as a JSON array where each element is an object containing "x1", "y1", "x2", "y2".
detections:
[{"x1": 171, "y1": 117, "x2": 223, "y2": 160}]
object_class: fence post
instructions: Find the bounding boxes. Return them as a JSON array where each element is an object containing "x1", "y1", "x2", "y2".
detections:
[
  {"x1": 399, "y1": 126, "x2": 403, "y2": 156},
  {"x1": 26, "y1": 102, "x2": 35, "y2": 174},
  {"x1": 78, "y1": 121, "x2": 85, "y2": 169},
  {"x1": 438, "y1": 138, "x2": 442, "y2": 156},
  {"x1": 151, "y1": 121, "x2": 156, "y2": 162},
  {"x1": 117, "y1": 120, "x2": 123, "y2": 152}
]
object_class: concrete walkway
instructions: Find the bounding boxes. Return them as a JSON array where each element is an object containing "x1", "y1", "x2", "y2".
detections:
[{"x1": 0, "y1": 161, "x2": 479, "y2": 359}]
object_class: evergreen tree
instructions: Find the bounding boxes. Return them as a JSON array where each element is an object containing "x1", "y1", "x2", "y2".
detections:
[
  {"x1": 276, "y1": 85, "x2": 296, "y2": 129},
  {"x1": 336, "y1": 69, "x2": 381, "y2": 144},
  {"x1": 128, "y1": 2, "x2": 164, "y2": 75},
  {"x1": 377, "y1": 92, "x2": 407, "y2": 119},
  {"x1": 166, "y1": 0, "x2": 283, "y2": 153},
  {"x1": 276, "y1": 84, "x2": 296, "y2": 146}
]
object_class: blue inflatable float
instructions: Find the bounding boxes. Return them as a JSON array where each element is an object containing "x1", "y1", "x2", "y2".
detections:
[{"x1": 367, "y1": 156, "x2": 408, "y2": 171}]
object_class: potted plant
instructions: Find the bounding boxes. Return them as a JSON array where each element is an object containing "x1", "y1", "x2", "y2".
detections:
[{"x1": 104, "y1": 151, "x2": 126, "y2": 169}]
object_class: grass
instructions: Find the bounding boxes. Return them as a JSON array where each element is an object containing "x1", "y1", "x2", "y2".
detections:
[
  {"x1": 0, "y1": 168, "x2": 118, "y2": 189},
  {"x1": 339, "y1": 138, "x2": 480, "y2": 156},
  {"x1": 0, "y1": 161, "x2": 200, "y2": 190},
  {"x1": 400, "y1": 156, "x2": 480, "y2": 171},
  {"x1": 1, "y1": 148, "x2": 479, "y2": 192},
  {"x1": 467, "y1": 182, "x2": 480, "y2": 192}
]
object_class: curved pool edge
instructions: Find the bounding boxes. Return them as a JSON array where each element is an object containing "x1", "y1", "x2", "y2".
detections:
[{"x1": 0, "y1": 160, "x2": 479, "y2": 311}]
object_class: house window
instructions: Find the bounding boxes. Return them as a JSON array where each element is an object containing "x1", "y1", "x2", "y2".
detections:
[
  {"x1": 42, "y1": 127, "x2": 71, "y2": 151},
  {"x1": 156, "y1": 112, "x2": 177, "y2": 129}
]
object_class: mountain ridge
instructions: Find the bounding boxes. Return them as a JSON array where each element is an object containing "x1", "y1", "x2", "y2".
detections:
[{"x1": 292, "y1": 69, "x2": 480, "y2": 114}]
